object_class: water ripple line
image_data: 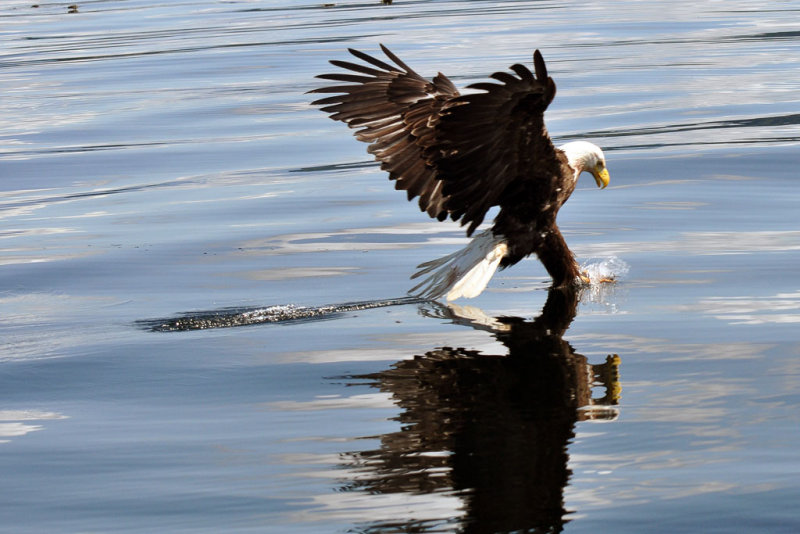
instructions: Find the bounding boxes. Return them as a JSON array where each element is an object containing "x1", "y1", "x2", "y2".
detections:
[{"x1": 138, "y1": 296, "x2": 424, "y2": 332}]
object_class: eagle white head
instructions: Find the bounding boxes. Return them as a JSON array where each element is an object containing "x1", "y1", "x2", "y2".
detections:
[{"x1": 560, "y1": 141, "x2": 610, "y2": 189}]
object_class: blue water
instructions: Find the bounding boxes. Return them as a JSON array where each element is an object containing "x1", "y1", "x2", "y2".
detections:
[{"x1": 2, "y1": 1, "x2": 800, "y2": 532}]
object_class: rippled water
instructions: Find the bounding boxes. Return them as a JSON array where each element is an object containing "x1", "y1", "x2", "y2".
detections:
[{"x1": 2, "y1": 1, "x2": 800, "y2": 532}]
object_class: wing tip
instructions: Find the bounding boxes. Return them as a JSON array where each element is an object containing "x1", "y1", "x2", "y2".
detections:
[
  {"x1": 378, "y1": 43, "x2": 411, "y2": 72},
  {"x1": 533, "y1": 49, "x2": 547, "y2": 80}
]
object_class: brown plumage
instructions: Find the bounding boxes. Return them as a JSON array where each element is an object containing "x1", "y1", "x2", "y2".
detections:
[{"x1": 310, "y1": 45, "x2": 609, "y2": 300}]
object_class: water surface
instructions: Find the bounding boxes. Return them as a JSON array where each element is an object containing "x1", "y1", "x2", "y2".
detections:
[{"x1": 2, "y1": 1, "x2": 800, "y2": 532}]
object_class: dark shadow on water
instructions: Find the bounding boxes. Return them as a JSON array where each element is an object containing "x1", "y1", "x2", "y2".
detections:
[{"x1": 339, "y1": 288, "x2": 621, "y2": 533}]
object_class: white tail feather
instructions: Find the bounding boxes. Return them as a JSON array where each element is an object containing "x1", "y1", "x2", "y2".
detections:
[{"x1": 409, "y1": 230, "x2": 508, "y2": 301}]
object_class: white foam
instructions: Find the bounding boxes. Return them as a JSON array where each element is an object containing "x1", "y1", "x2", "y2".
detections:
[
  {"x1": 579, "y1": 257, "x2": 629, "y2": 314},
  {"x1": 580, "y1": 256, "x2": 630, "y2": 284}
]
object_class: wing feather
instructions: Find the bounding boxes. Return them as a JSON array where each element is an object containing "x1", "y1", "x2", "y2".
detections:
[
  {"x1": 426, "y1": 50, "x2": 559, "y2": 235},
  {"x1": 378, "y1": 43, "x2": 416, "y2": 72},
  {"x1": 488, "y1": 71, "x2": 519, "y2": 85},
  {"x1": 348, "y1": 47, "x2": 398, "y2": 71},
  {"x1": 328, "y1": 59, "x2": 389, "y2": 77},
  {"x1": 310, "y1": 47, "x2": 560, "y2": 234},
  {"x1": 309, "y1": 46, "x2": 459, "y2": 219},
  {"x1": 510, "y1": 63, "x2": 535, "y2": 82}
]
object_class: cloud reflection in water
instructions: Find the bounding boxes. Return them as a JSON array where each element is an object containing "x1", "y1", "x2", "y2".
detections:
[{"x1": 676, "y1": 290, "x2": 800, "y2": 325}]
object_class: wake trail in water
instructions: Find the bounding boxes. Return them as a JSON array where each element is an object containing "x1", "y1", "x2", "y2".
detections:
[
  {"x1": 139, "y1": 260, "x2": 628, "y2": 332},
  {"x1": 138, "y1": 296, "x2": 424, "y2": 332}
]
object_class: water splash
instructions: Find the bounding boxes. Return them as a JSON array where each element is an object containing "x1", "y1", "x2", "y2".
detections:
[
  {"x1": 580, "y1": 256, "x2": 630, "y2": 284},
  {"x1": 139, "y1": 297, "x2": 423, "y2": 332},
  {"x1": 579, "y1": 256, "x2": 629, "y2": 314}
]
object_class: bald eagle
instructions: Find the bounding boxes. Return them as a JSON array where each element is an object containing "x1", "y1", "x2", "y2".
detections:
[{"x1": 310, "y1": 46, "x2": 610, "y2": 301}]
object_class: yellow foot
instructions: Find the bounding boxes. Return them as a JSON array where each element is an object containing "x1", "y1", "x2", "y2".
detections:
[{"x1": 580, "y1": 271, "x2": 616, "y2": 284}]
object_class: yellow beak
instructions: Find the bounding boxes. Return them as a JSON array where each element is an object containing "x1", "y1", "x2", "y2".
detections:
[{"x1": 592, "y1": 167, "x2": 610, "y2": 189}]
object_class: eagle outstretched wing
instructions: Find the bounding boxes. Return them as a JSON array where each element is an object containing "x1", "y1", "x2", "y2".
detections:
[
  {"x1": 310, "y1": 46, "x2": 559, "y2": 236},
  {"x1": 430, "y1": 50, "x2": 559, "y2": 235},
  {"x1": 309, "y1": 45, "x2": 458, "y2": 219}
]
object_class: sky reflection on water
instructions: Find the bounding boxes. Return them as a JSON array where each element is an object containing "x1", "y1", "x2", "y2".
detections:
[{"x1": 2, "y1": 0, "x2": 800, "y2": 533}]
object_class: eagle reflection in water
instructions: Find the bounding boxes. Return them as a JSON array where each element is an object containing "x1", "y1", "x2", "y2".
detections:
[{"x1": 341, "y1": 288, "x2": 620, "y2": 533}]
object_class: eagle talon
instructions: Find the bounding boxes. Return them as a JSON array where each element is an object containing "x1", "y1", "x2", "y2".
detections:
[{"x1": 580, "y1": 271, "x2": 616, "y2": 285}]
